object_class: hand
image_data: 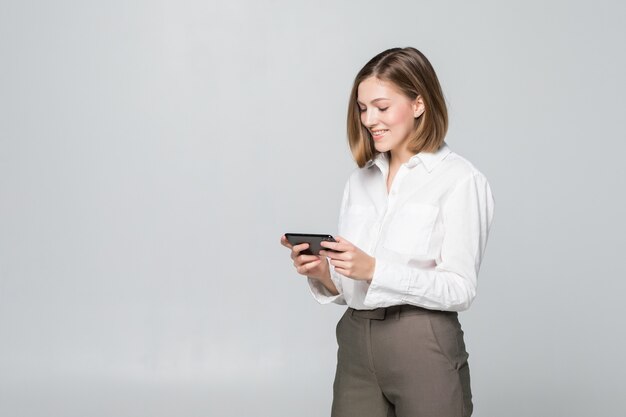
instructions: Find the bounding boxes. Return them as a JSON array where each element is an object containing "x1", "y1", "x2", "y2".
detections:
[
  {"x1": 319, "y1": 235, "x2": 376, "y2": 282},
  {"x1": 279, "y1": 234, "x2": 330, "y2": 281}
]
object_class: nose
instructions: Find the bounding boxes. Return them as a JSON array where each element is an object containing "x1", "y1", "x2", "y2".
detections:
[{"x1": 362, "y1": 108, "x2": 378, "y2": 128}]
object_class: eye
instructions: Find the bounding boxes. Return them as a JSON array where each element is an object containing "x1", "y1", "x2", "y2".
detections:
[{"x1": 358, "y1": 107, "x2": 388, "y2": 113}]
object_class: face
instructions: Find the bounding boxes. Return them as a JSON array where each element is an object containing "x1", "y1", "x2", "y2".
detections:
[{"x1": 357, "y1": 76, "x2": 424, "y2": 157}]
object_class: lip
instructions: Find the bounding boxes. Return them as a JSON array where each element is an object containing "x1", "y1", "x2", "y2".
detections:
[{"x1": 371, "y1": 129, "x2": 388, "y2": 140}]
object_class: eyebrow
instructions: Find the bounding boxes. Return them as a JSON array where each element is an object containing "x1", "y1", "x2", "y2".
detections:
[{"x1": 356, "y1": 97, "x2": 390, "y2": 105}]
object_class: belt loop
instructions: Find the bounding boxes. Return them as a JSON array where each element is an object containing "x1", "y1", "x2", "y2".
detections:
[
  {"x1": 396, "y1": 306, "x2": 401, "y2": 320},
  {"x1": 349, "y1": 307, "x2": 354, "y2": 317}
]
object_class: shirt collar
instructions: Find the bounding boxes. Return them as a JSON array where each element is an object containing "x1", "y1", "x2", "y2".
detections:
[
  {"x1": 365, "y1": 141, "x2": 452, "y2": 173},
  {"x1": 411, "y1": 141, "x2": 452, "y2": 172},
  {"x1": 364, "y1": 151, "x2": 387, "y2": 170}
]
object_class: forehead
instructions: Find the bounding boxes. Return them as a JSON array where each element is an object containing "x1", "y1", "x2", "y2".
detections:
[{"x1": 357, "y1": 77, "x2": 402, "y2": 102}]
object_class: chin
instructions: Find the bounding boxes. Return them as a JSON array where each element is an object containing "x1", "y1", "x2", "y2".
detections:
[{"x1": 374, "y1": 142, "x2": 391, "y2": 152}]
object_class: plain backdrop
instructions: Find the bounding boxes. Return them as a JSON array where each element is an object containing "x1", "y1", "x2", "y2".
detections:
[{"x1": 1, "y1": 0, "x2": 625, "y2": 416}]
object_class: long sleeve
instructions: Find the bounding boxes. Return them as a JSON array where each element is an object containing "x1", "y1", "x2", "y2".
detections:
[
  {"x1": 363, "y1": 173, "x2": 495, "y2": 311},
  {"x1": 307, "y1": 180, "x2": 349, "y2": 305}
]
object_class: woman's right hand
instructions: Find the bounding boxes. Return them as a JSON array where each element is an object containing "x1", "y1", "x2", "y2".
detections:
[{"x1": 280, "y1": 234, "x2": 330, "y2": 282}]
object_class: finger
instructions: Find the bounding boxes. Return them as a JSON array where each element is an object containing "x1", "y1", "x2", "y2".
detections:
[
  {"x1": 320, "y1": 239, "x2": 350, "y2": 253},
  {"x1": 294, "y1": 254, "x2": 321, "y2": 266},
  {"x1": 334, "y1": 235, "x2": 351, "y2": 245},
  {"x1": 295, "y1": 242, "x2": 309, "y2": 252},
  {"x1": 280, "y1": 235, "x2": 293, "y2": 249},
  {"x1": 329, "y1": 259, "x2": 350, "y2": 270},
  {"x1": 291, "y1": 242, "x2": 309, "y2": 256},
  {"x1": 335, "y1": 236, "x2": 356, "y2": 253},
  {"x1": 320, "y1": 249, "x2": 346, "y2": 261},
  {"x1": 296, "y1": 259, "x2": 322, "y2": 274},
  {"x1": 291, "y1": 243, "x2": 319, "y2": 260}
]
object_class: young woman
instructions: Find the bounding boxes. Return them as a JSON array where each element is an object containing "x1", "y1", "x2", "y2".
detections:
[{"x1": 280, "y1": 47, "x2": 495, "y2": 417}]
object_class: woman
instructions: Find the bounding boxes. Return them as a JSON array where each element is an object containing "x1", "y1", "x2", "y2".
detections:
[{"x1": 280, "y1": 47, "x2": 495, "y2": 417}]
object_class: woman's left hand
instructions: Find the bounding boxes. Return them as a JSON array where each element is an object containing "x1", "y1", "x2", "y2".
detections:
[{"x1": 319, "y1": 236, "x2": 376, "y2": 282}]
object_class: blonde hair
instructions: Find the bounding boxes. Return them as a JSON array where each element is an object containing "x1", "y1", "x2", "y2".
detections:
[{"x1": 347, "y1": 47, "x2": 449, "y2": 168}]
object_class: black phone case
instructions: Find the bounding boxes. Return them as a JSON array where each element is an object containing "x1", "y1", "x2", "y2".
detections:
[{"x1": 285, "y1": 233, "x2": 337, "y2": 256}]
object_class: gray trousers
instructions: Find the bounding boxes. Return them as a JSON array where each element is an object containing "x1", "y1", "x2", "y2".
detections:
[{"x1": 331, "y1": 304, "x2": 473, "y2": 417}]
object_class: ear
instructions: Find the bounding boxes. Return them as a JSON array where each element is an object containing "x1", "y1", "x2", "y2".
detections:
[{"x1": 413, "y1": 95, "x2": 425, "y2": 118}]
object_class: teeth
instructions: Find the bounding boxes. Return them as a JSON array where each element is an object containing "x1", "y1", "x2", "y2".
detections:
[{"x1": 372, "y1": 130, "x2": 388, "y2": 135}]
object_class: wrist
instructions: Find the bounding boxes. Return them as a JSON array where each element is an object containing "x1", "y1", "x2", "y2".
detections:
[{"x1": 369, "y1": 256, "x2": 376, "y2": 281}]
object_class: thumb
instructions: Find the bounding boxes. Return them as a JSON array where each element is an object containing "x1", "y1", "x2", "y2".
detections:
[{"x1": 334, "y1": 235, "x2": 353, "y2": 249}]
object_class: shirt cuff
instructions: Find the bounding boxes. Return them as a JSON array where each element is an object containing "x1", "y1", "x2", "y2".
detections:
[
  {"x1": 307, "y1": 277, "x2": 343, "y2": 304},
  {"x1": 363, "y1": 258, "x2": 411, "y2": 308},
  {"x1": 307, "y1": 259, "x2": 345, "y2": 305}
]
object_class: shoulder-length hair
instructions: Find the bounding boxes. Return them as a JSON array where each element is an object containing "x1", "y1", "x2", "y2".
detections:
[{"x1": 347, "y1": 47, "x2": 448, "y2": 168}]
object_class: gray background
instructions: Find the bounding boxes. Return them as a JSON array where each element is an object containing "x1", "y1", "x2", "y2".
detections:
[{"x1": 1, "y1": 0, "x2": 625, "y2": 416}]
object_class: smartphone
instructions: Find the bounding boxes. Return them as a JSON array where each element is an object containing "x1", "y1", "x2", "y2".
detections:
[{"x1": 284, "y1": 233, "x2": 338, "y2": 256}]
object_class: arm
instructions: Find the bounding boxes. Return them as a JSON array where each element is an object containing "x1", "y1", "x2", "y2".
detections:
[{"x1": 364, "y1": 173, "x2": 495, "y2": 311}]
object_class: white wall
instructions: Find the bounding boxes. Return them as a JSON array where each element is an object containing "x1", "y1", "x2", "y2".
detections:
[{"x1": 1, "y1": 0, "x2": 625, "y2": 416}]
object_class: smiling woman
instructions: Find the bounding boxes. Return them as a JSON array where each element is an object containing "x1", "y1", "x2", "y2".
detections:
[
  {"x1": 280, "y1": 46, "x2": 495, "y2": 417},
  {"x1": 356, "y1": 79, "x2": 422, "y2": 149},
  {"x1": 348, "y1": 47, "x2": 449, "y2": 169}
]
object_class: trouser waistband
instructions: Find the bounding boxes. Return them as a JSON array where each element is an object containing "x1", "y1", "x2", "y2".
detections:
[{"x1": 348, "y1": 304, "x2": 456, "y2": 320}]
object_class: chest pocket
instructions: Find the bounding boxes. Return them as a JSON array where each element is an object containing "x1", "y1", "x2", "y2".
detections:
[
  {"x1": 382, "y1": 202, "x2": 439, "y2": 256},
  {"x1": 340, "y1": 204, "x2": 376, "y2": 248}
]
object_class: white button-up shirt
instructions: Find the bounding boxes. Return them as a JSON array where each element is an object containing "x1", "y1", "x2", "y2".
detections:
[{"x1": 307, "y1": 142, "x2": 495, "y2": 312}]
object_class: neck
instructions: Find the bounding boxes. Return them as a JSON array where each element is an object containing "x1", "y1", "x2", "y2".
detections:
[{"x1": 389, "y1": 147, "x2": 415, "y2": 169}]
